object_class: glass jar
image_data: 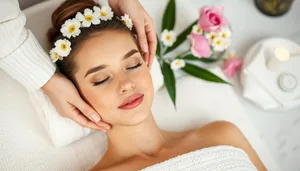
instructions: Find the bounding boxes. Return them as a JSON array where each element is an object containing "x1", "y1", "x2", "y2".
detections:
[{"x1": 255, "y1": 0, "x2": 294, "y2": 16}]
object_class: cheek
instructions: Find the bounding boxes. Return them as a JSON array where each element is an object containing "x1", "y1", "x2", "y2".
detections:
[
  {"x1": 136, "y1": 66, "x2": 154, "y2": 98},
  {"x1": 81, "y1": 86, "x2": 117, "y2": 117}
]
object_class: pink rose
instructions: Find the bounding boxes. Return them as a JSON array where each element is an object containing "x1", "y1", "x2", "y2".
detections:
[
  {"x1": 188, "y1": 33, "x2": 211, "y2": 58},
  {"x1": 223, "y1": 57, "x2": 243, "y2": 78},
  {"x1": 199, "y1": 6, "x2": 228, "y2": 33}
]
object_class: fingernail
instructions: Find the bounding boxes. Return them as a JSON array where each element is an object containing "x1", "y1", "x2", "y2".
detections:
[
  {"x1": 143, "y1": 44, "x2": 148, "y2": 53},
  {"x1": 91, "y1": 113, "x2": 100, "y2": 122}
]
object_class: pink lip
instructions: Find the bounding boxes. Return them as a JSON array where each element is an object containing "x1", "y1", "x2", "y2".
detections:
[{"x1": 118, "y1": 94, "x2": 144, "y2": 110}]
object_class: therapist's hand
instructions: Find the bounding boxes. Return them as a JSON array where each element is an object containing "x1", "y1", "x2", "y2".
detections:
[
  {"x1": 109, "y1": 0, "x2": 157, "y2": 68},
  {"x1": 42, "y1": 73, "x2": 111, "y2": 132}
]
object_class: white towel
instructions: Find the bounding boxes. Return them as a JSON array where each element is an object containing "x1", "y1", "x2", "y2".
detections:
[{"x1": 141, "y1": 146, "x2": 257, "y2": 171}]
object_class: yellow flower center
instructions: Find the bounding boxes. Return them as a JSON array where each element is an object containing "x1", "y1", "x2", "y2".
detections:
[
  {"x1": 216, "y1": 40, "x2": 222, "y2": 46},
  {"x1": 68, "y1": 24, "x2": 76, "y2": 33},
  {"x1": 85, "y1": 15, "x2": 93, "y2": 21},
  {"x1": 197, "y1": 28, "x2": 201, "y2": 33},
  {"x1": 60, "y1": 44, "x2": 67, "y2": 51},
  {"x1": 54, "y1": 53, "x2": 59, "y2": 59},
  {"x1": 222, "y1": 32, "x2": 227, "y2": 38},
  {"x1": 210, "y1": 35, "x2": 216, "y2": 41},
  {"x1": 100, "y1": 11, "x2": 107, "y2": 16},
  {"x1": 175, "y1": 61, "x2": 181, "y2": 66},
  {"x1": 166, "y1": 35, "x2": 171, "y2": 41}
]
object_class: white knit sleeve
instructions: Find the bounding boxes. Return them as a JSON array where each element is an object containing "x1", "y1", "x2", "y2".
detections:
[{"x1": 0, "y1": 0, "x2": 56, "y2": 91}]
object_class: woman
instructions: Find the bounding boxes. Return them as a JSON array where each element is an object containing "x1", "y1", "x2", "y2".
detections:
[
  {"x1": 0, "y1": 0, "x2": 156, "y2": 132},
  {"x1": 48, "y1": 0, "x2": 267, "y2": 170}
]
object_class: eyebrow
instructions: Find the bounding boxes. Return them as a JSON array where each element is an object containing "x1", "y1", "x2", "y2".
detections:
[{"x1": 84, "y1": 49, "x2": 139, "y2": 78}]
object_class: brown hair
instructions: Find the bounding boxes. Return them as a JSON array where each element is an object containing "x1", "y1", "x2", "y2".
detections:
[{"x1": 47, "y1": 0, "x2": 139, "y2": 82}]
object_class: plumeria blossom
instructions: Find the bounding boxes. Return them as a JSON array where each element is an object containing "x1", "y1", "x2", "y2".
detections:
[
  {"x1": 212, "y1": 37, "x2": 226, "y2": 52},
  {"x1": 121, "y1": 14, "x2": 133, "y2": 30},
  {"x1": 93, "y1": 6, "x2": 114, "y2": 21},
  {"x1": 171, "y1": 59, "x2": 185, "y2": 70},
  {"x1": 60, "y1": 18, "x2": 81, "y2": 38},
  {"x1": 76, "y1": 8, "x2": 100, "y2": 27},
  {"x1": 54, "y1": 39, "x2": 72, "y2": 57},
  {"x1": 192, "y1": 24, "x2": 203, "y2": 35},
  {"x1": 205, "y1": 32, "x2": 218, "y2": 44},
  {"x1": 49, "y1": 48, "x2": 63, "y2": 63},
  {"x1": 160, "y1": 29, "x2": 177, "y2": 47},
  {"x1": 219, "y1": 27, "x2": 231, "y2": 40}
]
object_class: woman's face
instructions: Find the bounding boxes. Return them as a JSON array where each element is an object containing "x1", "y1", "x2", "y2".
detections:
[{"x1": 74, "y1": 30, "x2": 154, "y2": 126}]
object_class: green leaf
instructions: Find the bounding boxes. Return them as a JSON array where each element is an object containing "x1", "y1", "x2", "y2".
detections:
[
  {"x1": 162, "y1": 0, "x2": 176, "y2": 31},
  {"x1": 181, "y1": 63, "x2": 229, "y2": 84},
  {"x1": 161, "y1": 61, "x2": 176, "y2": 108},
  {"x1": 181, "y1": 54, "x2": 217, "y2": 63},
  {"x1": 165, "y1": 20, "x2": 197, "y2": 54},
  {"x1": 156, "y1": 35, "x2": 161, "y2": 57}
]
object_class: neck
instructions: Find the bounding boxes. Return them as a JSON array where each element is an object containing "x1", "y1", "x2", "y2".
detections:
[{"x1": 105, "y1": 110, "x2": 166, "y2": 160}]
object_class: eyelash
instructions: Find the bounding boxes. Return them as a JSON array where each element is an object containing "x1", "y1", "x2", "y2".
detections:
[{"x1": 93, "y1": 62, "x2": 143, "y2": 86}]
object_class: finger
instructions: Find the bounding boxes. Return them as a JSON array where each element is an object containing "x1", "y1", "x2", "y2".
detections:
[
  {"x1": 71, "y1": 110, "x2": 108, "y2": 132},
  {"x1": 71, "y1": 97, "x2": 103, "y2": 123},
  {"x1": 133, "y1": 20, "x2": 149, "y2": 55},
  {"x1": 145, "y1": 18, "x2": 157, "y2": 69}
]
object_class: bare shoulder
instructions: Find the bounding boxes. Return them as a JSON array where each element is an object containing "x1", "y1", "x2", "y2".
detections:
[
  {"x1": 185, "y1": 121, "x2": 243, "y2": 145},
  {"x1": 192, "y1": 121, "x2": 267, "y2": 171}
]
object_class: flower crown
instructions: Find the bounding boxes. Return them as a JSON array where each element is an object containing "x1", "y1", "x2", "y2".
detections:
[{"x1": 49, "y1": 5, "x2": 133, "y2": 63}]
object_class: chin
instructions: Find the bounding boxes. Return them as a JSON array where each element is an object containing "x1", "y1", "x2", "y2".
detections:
[{"x1": 116, "y1": 97, "x2": 152, "y2": 126}]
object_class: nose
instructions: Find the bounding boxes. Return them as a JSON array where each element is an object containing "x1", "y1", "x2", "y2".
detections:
[{"x1": 119, "y1": 79, "x2": 135, "y2": 94}]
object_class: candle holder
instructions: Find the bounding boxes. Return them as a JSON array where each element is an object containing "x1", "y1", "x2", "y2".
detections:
[{"x1": 255, "y1": 0, "x2": 294, "y2": 17}]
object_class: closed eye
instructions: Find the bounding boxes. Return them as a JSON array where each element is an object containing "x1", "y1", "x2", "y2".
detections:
[
  {"x1": 127, "y1": 62, "x2": 142, "y2": 70},
  {"x1": 93, "y1": 76, "x2": 110, "y2": 86}
]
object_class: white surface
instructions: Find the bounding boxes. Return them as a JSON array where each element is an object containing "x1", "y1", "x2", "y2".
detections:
[{"x1": 141, "y1": 146, "x2": 257, "y2": 171}]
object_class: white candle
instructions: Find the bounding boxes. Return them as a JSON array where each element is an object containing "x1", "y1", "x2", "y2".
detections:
[{"x1": 267, "y1": 47, "x2": 290, "y2": 71}]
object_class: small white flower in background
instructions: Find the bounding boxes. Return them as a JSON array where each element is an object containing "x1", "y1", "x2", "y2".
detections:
[
  {"x1": 192, "y1": 25, "x2": 203, "y2": 35},
  {"x1": 212, "y1": 37, "x2": 225, "y2": 52},
  {"x1": 94, "y1": 6, "x2": 114, "y2": 21},
  {"x1": 54, "y1": 39, "x2": 72, "y2": 57},
  {"x1": 171, "y1": 59, "x2": 185, "y2": 70},
  {"x1": 60, "y1": 18, "x2": 81, "y2": 38},
  {"x1": 218, "y1": 27, "x2": 232, "y2": 40},
  {"x1": 121, "y1": 14, "x2": 133, "y2": 30},
  {"x1": 205, "y1": 32, "x2": 218, "y2": 44},
  {"x1": 76, "y1": 8, "x2": 100, "y2": 27},
  {"x1": 160, "y1": 29, "x2": 177, "y2": 47},
  {"x1": 49, "y1": 48, "x2": 63, "y2": 63}
]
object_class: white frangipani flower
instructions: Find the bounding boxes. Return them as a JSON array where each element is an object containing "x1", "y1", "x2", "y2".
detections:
[
  {"x1": 171, "y1": 59, "x2": 185, "y2": 70},
  {"x1": 93, "y1": 6, "x2": 114, "y2": 21},
  {"x1": 205, "y1": 32, "x2": 218, "y2": 44},
  {"x1": 121, "y1": 14, "x2": 133, "y2": 30},
  {"x1": 60, "y1": 18, "x2": 81, "y2": 38},
  {"x1": 192, "y1": 25, "x2": 203, "y2": 35},
  {"x1": 219, "y1": 27, "x2": 232, "y2": 40},
  {"x1": 49, "y1": 48, "x2": 63, "y2": 63},
  {"x1": 54, "y1": 39, "x2": 72, "y2": 57},
  {"x1": 212, "y1": 37, "x2": 226, "y2": 52},
  {"x1": 160, "y1": 29, "x2": 177, "y2": 47},
  {"x1": 76, "y1": 9, "x2": 100, "y2": 27}
]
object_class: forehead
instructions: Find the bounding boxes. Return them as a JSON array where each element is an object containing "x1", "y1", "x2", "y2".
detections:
[{"x1": 75, "y1": 30, "x2": 138, "y2": 67}]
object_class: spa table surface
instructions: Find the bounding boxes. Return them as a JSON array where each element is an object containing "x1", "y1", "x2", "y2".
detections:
[{"x1": 182, "y1": 0, "x2": 300, "y2": 171}]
